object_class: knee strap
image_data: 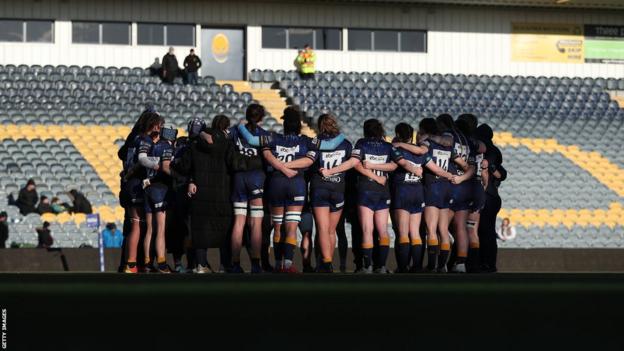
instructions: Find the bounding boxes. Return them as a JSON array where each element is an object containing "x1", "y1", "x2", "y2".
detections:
[
  {"x1": 466, "y1": 220, "x2": 476, "y2": 229},
  {"x1": 285, "y1": 211, "x2": 301, "y2": 223},
  {"x1": 250, "y1": 205, "x2": 264, "y2": 218},
  {"x1": 233, "y1": 201, "x2": 248, "y2": 216},
  {"x1": 271, "y1": 214, "x2": 283, "y2": 224}
]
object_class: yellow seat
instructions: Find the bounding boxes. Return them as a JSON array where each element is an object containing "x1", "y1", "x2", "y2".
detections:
[
  {"x1": 73, "y1": 213, "x2": 86, "y2": 225},
  {"x1": 41, "y1": 213, "x2": 57, "y2": 222},
  {"x1": 55, "y1": 212, "x2": 72, "y2": 224}
]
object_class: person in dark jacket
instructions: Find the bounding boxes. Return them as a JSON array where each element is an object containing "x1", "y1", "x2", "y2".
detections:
[
  {"x1": 183, "y1": 49, "x2": 202, "y2": 85},
  {"x1": 67, "y1": 190, "x2": 93, "y2": 214},
  {"x1": 162, "y1": 47, "x2": 179, "y2": 84},
  {"x1": 148, "y1": 57, "x2": 162, "y2": 77},
  {"x1": 475, "y1": 124, "x2": 507, "y2": 273},
  {"x1": 0, "y1": 211, "x2": 8, "y2": 248},
  {"x1": 16, "y1": 179, "x2": 38, "y2": 215},
  {"x1": 36, "y1": 221, "x2": 53, "y2": 248},
  {"x1": 37, "y1": 196, "x2": 54, "y2": 214},
  {"x1": 173, "y1": 119, "x2": 262, "y2": 272}
]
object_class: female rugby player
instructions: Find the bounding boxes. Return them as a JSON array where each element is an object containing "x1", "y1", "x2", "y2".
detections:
[
  {"x1": 436, "y1": 114, "x2": 477, "y2": 273},
  {"x1": 348, "y1": 119, "x2": 397, "y2": 274},
  {"x1": 452, "y1": 118, "x2": 485, "y2": 272},
  {"x1": 227, "y1": 104, "x2": 270, "y2": 273},
  {"x1": 310, "y1": 114, "x2": 353, "y2": 273},
  {"x1": 142, "y1": 125, "x2": 175, "y2": 273},
  {"x1": 123, "y1": 112, "x2": 164, "y2": 273}
]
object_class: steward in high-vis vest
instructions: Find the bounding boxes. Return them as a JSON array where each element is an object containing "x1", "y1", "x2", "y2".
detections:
[{"x1": 296, "y1": 44, "x2": 316, "y2": 80}]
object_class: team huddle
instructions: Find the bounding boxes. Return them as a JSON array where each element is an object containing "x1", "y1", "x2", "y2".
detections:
[{"x1": 118, "y1": 103, "x2": 499, "y2": 274}]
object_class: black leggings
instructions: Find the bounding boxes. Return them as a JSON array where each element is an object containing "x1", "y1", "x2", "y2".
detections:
[{"x1": 478, "y1": 194, "x2": 502, "y2": 270}]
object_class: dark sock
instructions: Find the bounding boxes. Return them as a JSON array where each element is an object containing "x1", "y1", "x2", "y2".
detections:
[
  {"x1": 427, "y1": 245, "x2": 438, "y2": 270},
  {"x1": 467, "y1": 247, "x2": 480, "y2": 272},
  {"x1": 251, "y1": 258, "x2": 260, "y2": 268},
  {"x1": 455, "y1": 256, "x2": 467, "y2": 265},
  {"x1": 397, "y1": 243, "x2": 410, "y2": 271},
  {"x1": 283, "y1": 243, "x2": 296, "y2": 261},
  {"x1": 273, "y1": 241, "x2": 282, "y2": 261},
  {"x1": 127, "y1": 261, "x2": 136, "y2": 268},
  {"x1": 438, "y1": 249, "x2": 450, "y2": 269},
  {"x1": 410, "y1": 244, "x2": 423, "y2": 271},
  {"x1": 378, "y1": 245, "x2": 389, "y2": 267},
  {"x1": 362, "y1": 248, "x2": 373, "y2": 267}
]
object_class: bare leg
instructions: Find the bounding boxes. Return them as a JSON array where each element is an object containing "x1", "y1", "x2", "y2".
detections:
[{"x1": 143, "y1": 211, "x2": 153, "y2": 265}]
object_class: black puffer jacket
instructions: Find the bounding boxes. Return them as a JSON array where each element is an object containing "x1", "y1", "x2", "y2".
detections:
[
  {"x1": 173, "y1": 129, "x2": 261, "y2": 248},
  {"x1": 476, "y1": 124, "x2": 507, "y2": 197}
]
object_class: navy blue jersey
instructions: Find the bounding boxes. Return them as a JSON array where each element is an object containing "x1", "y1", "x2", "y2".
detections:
[
  {"x1": 449, "y1": 130, "x2": 473, "y2": 176},
  {"x1": 311, "y1": 134, "x2": 353, "y2": 191},
  {"x1": 351, "y1": 138, "x2": 394, "y2": 192},
  {"x1": 391, "y1": 146, "x2": 431, "y2": 185},
  {"x1": 123, "y1": 135, "x2": 143, "y2": 171},
  {"x1": 422, "y1": 138, "x2": 457, "y2": 184},
  {"x1": 124, "y1": 135, "x2": 151, "y2": 180},
  {"x1": 261, "y1": 133, "x2": 319, "y2": 177},
  {"x1": 471, "y1": 137, "x2": 484, "y2": 180},
  {"x1": 147, "y1": 139, "x2": 173, "y2": 184},
  {"x1": 229, "y1": 125, "x2": 270, "y2": 157}
]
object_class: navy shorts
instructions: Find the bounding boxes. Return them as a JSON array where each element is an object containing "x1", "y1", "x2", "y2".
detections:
[
  {"x1": 232, "y1": 170, "x2": 265, "y2": 202},
  {"x1": 144, "y1": 183, "x2": 169, "y2": 213},
  {"x1": 392, "y1": 183, "x2": 425, "y2": 214},
  {"x1": 298, "y1": 211, "x2": 314, "y2": 234},
  {"x1": 357, "y1": 189, "x2": 391, "y2": 211},
  {"x1": 450, "y1": 181, "x2": 473, "y2": 212},
  {"x1": 310, "y1": 187, "x2": 345, "y2": 212},
  {"x1": 424, "y1": 181, "x2": 453, "y2": 209},
  {"x1": 267, "y1": 175, "x2": 306, "y2": 207},
  {"x1": 470, "y1": 180, "x2": 486, "y2": 213},
  {"x1": 124, "y1": 178, "x2": 144, "y2": 208}
]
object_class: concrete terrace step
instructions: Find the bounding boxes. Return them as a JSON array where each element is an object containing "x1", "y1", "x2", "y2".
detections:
[{"x1": 218, "y1": 80, "x2": 315, "y2": 137}]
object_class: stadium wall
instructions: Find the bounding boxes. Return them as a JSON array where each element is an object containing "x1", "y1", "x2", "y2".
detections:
[{"x1": 0, "y1": 0, "x2": 622, "y2": 78}]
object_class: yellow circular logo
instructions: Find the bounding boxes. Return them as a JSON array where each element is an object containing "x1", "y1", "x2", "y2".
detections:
[{"x1": 212, "y1": 33, "x2": 229, "y2": 64}]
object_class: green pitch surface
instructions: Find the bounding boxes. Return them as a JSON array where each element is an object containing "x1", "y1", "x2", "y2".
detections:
[{"x1": 1, "y1": 273, "x2": 623, "y2": 350}]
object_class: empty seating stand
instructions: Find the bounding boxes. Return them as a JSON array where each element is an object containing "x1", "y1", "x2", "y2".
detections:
[{"x1": 0, "y1": 64, "x2": 285, "y2": 130}]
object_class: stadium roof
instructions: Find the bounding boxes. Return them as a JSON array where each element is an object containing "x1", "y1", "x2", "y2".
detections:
[{"x1": 343, "y1": 0, "x2": 624, "y2": 10}]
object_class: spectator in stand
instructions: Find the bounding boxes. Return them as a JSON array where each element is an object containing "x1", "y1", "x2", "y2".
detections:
[
  {"x1": 0, "y1": 211, "x2": 8, "y2": 248},
  {"x1": 36, "y1": 221, "x2": 53, "y2": 248},
  {"x1": 67, "y1": 190, "x2": 93, "y2": 214},
  {"x1": 50, "y1": 197, "x2": 67, "y2": 214},
  {"x1": 162, "y1": 47, "x2": 179, "y2": 84},
  {"x1": 498, "y1": 218, "x2": 516, "y2": 241},
  {"x1": 37, "y1": 196, "x2": 54, "y2": 214},
  {"x1": 102, "y1": 223, "x2": 123, "y2": 248},
  {"x1": 16, "y1": 179, "x2": 38, "y2": 215},
  {"x1": 148, "y1": 57, "x2": 162, "y2": 77},
  {"x1": 183, "y1": 49, "x2": 202, "y2": 85},
  {"x1": 295, "y1": 44, "x2": 316, "y2": 80}
]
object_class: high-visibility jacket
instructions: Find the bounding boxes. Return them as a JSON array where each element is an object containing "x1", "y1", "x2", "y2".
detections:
[{"x1": 296, "y1": 50, "x2": 316, "y2": 74}]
